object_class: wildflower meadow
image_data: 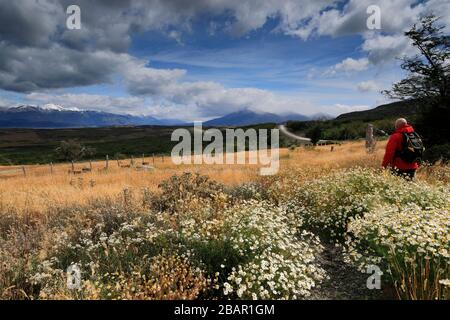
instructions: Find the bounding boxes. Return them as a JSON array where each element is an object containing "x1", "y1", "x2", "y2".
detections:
[{"x1": 0, "y1": 142, "x2": 448, "y2": 300}]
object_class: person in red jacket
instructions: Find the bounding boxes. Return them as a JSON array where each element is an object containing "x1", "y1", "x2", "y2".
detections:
[{"x1": 382, "y1": 118, "x2": 419, "y2": 179}]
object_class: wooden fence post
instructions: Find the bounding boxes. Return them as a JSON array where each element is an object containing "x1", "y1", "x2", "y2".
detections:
[
  {"x1": 105, "y1": 155, "x2": 109, "y2": 170},
  {"x1": 71, "y1": 161, "x2": 75, "y2": 173},
  {"x1": 152, "y1": 153, "x2": 155, "y2": 164},
  {"x1": 50, "y1": 162, "x2": 53, "y2": 175},
  {"x1": 366, "y1": 124, "x2": 376, "y2": 153},
  {"x1": 22, "y1": 166, "x2": 26, "y2": 177},
  {"x1": 89, "y1": 160, "x2": 92, "y2": 171}
]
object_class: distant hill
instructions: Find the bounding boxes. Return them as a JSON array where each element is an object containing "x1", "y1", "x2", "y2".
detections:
[
  {"x1": 204, "y1": 109, "x2": 310, "y2": 126},
  {"x1": 0, "y1": 104, "x2": 186, "y2": 128},
  {"x1": 284, "y1": 100, "x2": 425, "y2": 142},
  {"x1": 335, "y1": 100, "x2": 421, "y2": 121}
]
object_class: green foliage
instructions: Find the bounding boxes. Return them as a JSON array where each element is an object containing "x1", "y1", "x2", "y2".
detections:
[
  {"x1": 286, "y1": 118, "x2": 396, "y2": 141},
  {"x1": 346, "y1": 205, "x2": 450, "y2": 300},
  {"x1": 226, "y1": 182, "x2": 270, "y2": 202},
  {"x1": 383, "y1": 15, "x2": 449, "y2": 103},
  {"x1": 307, "y1": 125, "x2": 323, "y2": 145},
  {"x1": 153, "y1": 172, "x2": 227, "y2": 213},
  {"x1": 285, "y1": 168, "x2": 449, "y2": 243},
  {"x1": 178, "y1": 201, "x2": 326, "y2": 299},
  {"x1": 423, "y1": 143, "x2": 450, "y2": 163},
  {"x1": 55, "y1": 140, "x2": 95, "y2": 162},
  {"x1": 383, "y1": 15, "x2": 450, "y2": 159}
]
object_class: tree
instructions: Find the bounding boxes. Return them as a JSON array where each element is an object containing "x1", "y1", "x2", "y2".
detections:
[
  {"x1": 55, "y1": 140, "x2": 95, "y2": 162},
  {"x1": 383, "y1": 15, "x2": 450, "y2": 161},
  {"x1": 308, "y1": 125, "x2": 323, "y2": 145},
  {"x1": 383, "y1": 15, "x2": 449, "y2": 103}
]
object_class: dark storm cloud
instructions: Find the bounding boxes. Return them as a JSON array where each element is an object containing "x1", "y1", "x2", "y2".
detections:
[
  {"x1": 0, "y1": 43, "x2": 121, "y2": 92},
  {"x1": 0, "y1": 0, "x2": 63, "y2": 47},
  {"x1": 0, "y1": 0, "x2": 442, "y2": 94},
  {"x1": 0, "y1": 0, "x2": 341, "y2": 93},
  {"x1": 0, "y1": 0, "x2": 134, "y2": 92},
  {"x1": 0, "y1": 0, "x2": 190, "y2": 92}
]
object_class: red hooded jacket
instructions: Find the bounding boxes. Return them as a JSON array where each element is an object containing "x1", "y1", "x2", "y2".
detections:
[{"x1": 382, "y1": 124, "x2": 419, "y2": 170}]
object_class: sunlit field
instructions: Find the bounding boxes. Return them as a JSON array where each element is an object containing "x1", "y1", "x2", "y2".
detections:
[
  {"x1": 0, "y1": 141, "x2": 385, "y2": 214},
  {"x1": 1, "y1": 140, "x2": 448, "y2": 300}
]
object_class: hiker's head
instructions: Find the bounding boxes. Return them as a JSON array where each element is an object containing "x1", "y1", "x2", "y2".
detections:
[{"x1": 395, "y1": 118, "x2": 407, "y2": 130}]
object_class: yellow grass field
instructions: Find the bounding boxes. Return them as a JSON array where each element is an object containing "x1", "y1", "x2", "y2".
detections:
[
  {"x1": 1, "y1": 140, "x2": 448, "y2": 300},
  {"x1": 0, "y1": 141, "x2": 385, "y2": 216}
]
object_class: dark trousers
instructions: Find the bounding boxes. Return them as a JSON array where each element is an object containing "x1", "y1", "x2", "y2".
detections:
[{"x1": 391, "y1": 169, "x2": 416, "y2": 180}]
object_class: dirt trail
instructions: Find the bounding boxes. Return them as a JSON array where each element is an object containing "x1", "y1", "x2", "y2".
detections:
[{"x1": 309, "y1": 244, "x2": 385, "y2": 300}]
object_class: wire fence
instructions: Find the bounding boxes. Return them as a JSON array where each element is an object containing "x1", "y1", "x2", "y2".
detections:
[{"x1": 0, "y1": 154, "x2": 164, "y2": 179}]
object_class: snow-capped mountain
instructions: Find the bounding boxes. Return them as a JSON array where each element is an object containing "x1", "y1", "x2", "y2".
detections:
[
  {"x1": 40, "y1": 103, "x2": 81, "y2": 112},
  {"x1": 204, "y1": 109, "x2": 310, "y2": 126},
  {"x1": 7, "y1": 104, "x2": 81, "y2": 112},
  {"x1": 0, "y1": 104, "x2": 186, "y2": 128}
]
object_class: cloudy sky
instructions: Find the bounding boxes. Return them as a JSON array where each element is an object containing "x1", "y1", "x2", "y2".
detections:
[{"x1": 0, "y1": 0, "x2": 449, "y2": 120}]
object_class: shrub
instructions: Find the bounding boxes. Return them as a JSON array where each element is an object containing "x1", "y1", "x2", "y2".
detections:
[
  {"x1": 0, "y1": 226, "x2": 43, "y2": 299},
  {"x1": 423, "y1": 144, "x2": 450, "y2": 164},
  {"x1": 179, "y1": 201, "x2": 327, "y2": 299},
  {"x1": 226, "y1": 183, "x2": 270, "y2": 202},
  {"x1": 345, "y1": 205, "x2": 450, "y2": 300},
  {"x1": 285, "y1": 168, "x2": 449, "y2": 243},
  {"x1": 153, "y1": 173, "x2": 228, "y2": 213},
  {"x1": 23, "y1": 203, "x2": 185, "y2": 299}
]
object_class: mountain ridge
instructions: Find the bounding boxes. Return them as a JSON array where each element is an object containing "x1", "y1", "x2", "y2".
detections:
[
  {"x1": 204, "y1": 109, "x2": 310, "y2": 126},
  {"x1": 0, "y1": 105, "x2": 186, "y2": 128},
  {"x1": 335, "y1": 100, "x2": 421, "y2": 121}
]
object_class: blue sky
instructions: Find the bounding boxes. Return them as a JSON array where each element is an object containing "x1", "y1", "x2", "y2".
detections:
[{"x1": 0, "y1": 0, "x2": 448, "y2": 120}]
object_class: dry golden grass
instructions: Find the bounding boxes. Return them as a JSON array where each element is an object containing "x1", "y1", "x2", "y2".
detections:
[
  {"x1": 0, "y1": 139, "x2": 439, "y2": 218},
  {"x1": 0, "y1": 139, "x2": 448, "y2": 300}
]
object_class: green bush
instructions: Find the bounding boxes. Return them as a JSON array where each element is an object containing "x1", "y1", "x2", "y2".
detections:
[
  {"x1": 345, "y1": 205, "x2": 449, "y2": 300},
  {"x1": 153, "y1": 172, "x2": 227, "y2": 213},
  {"x1": 423, "y1": 144, "x2": 450, "y2": 164},
  {"x1": 285, "y1": 168, "x2": 449, "y2": 243},
  {"x1": 179, "y1": 201, "x2": 327, "y2": 299}
]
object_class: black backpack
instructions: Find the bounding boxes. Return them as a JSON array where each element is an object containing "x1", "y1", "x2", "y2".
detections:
[{"x1": 398, "y1": 131, "x2": 425, "y2": 163}]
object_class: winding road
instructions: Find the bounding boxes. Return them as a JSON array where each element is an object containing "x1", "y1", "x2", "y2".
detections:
[{"x1": 278, "y1": 124, "x2": 329, "y2": 144}]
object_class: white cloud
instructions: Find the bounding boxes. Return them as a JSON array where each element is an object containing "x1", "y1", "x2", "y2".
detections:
[
  {"x1": 287, "y1": 0, "x2": 425, "y2": 39},
  {"x1": 0, "y1": 96, "x2": 14, "y2": 108},
  {"x1": 168, "y1": 30, "x2": 184, "y2": 45},
  {"x1": 1, "y1": 0, "x2": 446, "y2": 118},
  {"x1": 25, "y1": 92, "x2": 147, "y2": 115},
  {"x1": 120, "y1": 57, "x2": 186, "y2": 96},
  {"x1": 327, "y1": 58, "x2": 369, "y2": 75},
  {"x1": 326, "y1": 103, "x2": 371, "y2": 114},
  {"x1": 335, "y1": 58, "x2": 369, "y2": 72},
  {"x1": 23, "y1": 88, "x2": 375, "y2": 120},
  {"x1": 361, "y1": 34, "x2": 415, "y2": 65},
  {"x1": 357, "y1": 80, "x2": 379, "y2": 92}
]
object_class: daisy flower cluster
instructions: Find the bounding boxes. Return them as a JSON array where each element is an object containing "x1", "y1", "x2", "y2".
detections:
[
  {"x1": 345, "y1": 204, "x2": 450, "y2": 299},
  {"x1": 27, "y1": 206, "x2": 183, "y2": 299},
  {"x1": 285, "y1": 167, "x2": 448, "y2": 243},
  {"x1": 179, "y1": 201, "x2": 327, "y2": 299}
]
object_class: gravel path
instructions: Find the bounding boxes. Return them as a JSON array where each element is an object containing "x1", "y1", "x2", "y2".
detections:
[{"x1": 308, "y1": 244, "x2": 386, "y2": 300}]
